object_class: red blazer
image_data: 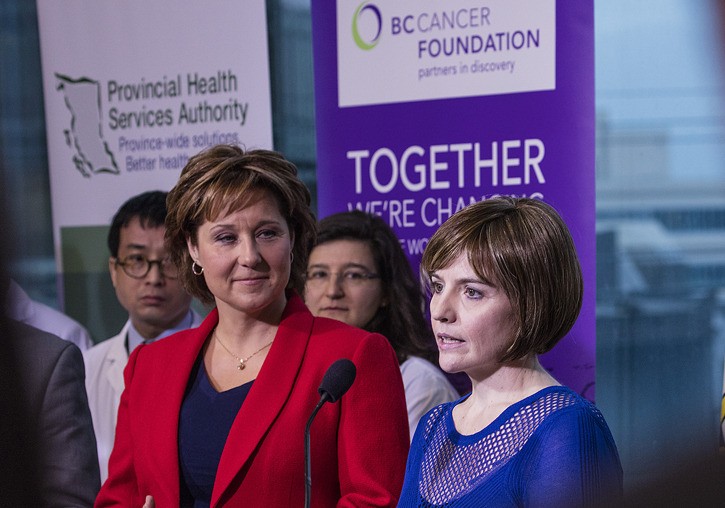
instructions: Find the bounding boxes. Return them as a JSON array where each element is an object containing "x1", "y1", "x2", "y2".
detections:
[{"x1": 95, "y1": 294, "x2": 409, "y2": 507}]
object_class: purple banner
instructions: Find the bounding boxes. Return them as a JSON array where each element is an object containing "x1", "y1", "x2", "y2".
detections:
[{"x1": 312, "y1": 0, "x2": 595, "y2": 399}]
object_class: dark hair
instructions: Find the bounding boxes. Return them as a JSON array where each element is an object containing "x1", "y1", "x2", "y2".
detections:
[
  {"x1": 166, "y1": 145, "x2": 316, "y2": 305},
  {"x1": 107, "y1": 190, "x2": 168, "y2": 257},
  {"x1": 310, "y1": 210, "x2": 436, "y2": 365},
  {"x1": 421, "y1": 196, "x2": 583, "y2": 363}
]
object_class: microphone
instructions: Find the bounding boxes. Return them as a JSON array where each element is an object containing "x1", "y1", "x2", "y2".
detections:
[
  {"x1": 304, "y1": 359, "x2": 356, "y2": 508},
  {"x1": 317, "y1": 358, "x2": 356, "y2": 403}
]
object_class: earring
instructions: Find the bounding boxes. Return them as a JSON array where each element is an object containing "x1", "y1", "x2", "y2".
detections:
[
  {"x1": 191, "y1": 261, "x2": 204, "y2": 275},
  {"x1": 290, "y1": 251, "x2": 294, "y2": 263}
]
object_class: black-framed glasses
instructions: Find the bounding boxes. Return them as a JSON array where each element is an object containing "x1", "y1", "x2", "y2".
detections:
[
  {"x1": 114, "y1": 254, "x2": 179, "y2": 279},
  {"x1": 304, "y1": 268, "x2": 380, "y2": 288}
]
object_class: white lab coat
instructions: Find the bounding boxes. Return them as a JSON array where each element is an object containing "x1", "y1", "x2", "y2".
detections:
[
  {"x1": 6, "y1": 279, "x2": 93, "y2": 350},
  {"x1": 83, "y1": 311, "x2": 203, "y2": 482}
]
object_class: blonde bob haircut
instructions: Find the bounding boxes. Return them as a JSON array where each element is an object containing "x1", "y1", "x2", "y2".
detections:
[
  {"x1": 421, "y1": 196, "x2": 583, "y2": 363},
  {"x1": 165, "y1": 144, "x2": 316, "y2": 305}
]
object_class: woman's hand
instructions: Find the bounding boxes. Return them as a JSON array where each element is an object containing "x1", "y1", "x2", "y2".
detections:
[{"x1": 142, "y1": 495, "x2": 155, "y2": 508}]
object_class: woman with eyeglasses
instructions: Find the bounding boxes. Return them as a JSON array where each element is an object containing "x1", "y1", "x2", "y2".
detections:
[
  {"x1": 95, "y1": 146, "x2": 409, "y2": 507},
  {"x1": 304, "y1": 211, "x2": 459, "y2": 440}
]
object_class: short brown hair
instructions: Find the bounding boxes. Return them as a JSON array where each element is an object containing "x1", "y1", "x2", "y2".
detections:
[
  {"x1": 165, "y1": 145, "x2": 316, "y2": 305},
  {"x1": 421, "y1": 196, "x2": 583, "y2": 362}
]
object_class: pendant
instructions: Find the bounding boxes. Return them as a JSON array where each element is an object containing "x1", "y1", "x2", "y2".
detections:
[{"x1": 238, "y1": 360, "x2": 246, "y2": 371}]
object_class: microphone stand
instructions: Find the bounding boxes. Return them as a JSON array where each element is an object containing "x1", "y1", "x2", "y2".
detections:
[
  {"x1": 304, "y1": 359, "x2": 355, "y2": 508},
  {"x1": 304, "y1": 394, "x2": 329, "y2": 508}
]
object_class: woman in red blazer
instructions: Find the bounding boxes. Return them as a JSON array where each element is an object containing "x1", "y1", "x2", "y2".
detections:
[{"x1": 95, "y1": 145, "x2": 409, "y2": 507}]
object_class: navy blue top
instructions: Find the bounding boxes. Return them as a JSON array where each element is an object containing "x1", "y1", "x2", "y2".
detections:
[
  {"x1": 178, "y1": 358, "x2": 253, "y2": 508},
  {"x1": 397, "y1": 386, "x2": 623, "y2": 507}
]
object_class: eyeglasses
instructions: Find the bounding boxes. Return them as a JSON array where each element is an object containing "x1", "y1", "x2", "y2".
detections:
[
  {"x1": 114, "y1": 254, "x2": 179, "y2": 279},
  {"x1": 304, "y1": 268, "x2": 380, "y2": 288}
]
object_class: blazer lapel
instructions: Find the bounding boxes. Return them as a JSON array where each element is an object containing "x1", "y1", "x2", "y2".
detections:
[
  {"x1": 211, "y1": 295, "x2": 313, "y2": 505},
  {"x1": 146, "y1": 310, "x2": 217, "y2": 503}
]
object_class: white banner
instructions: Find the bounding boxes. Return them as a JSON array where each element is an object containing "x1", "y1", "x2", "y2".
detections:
[
  {"x1": 337, "y1": 0, "x2": 555, "y2": 107},
  {"x1": 37, "y1": 0, "x2": 273, "y2": 269}
]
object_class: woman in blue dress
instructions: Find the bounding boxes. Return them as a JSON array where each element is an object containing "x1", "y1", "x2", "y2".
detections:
[{"x1": 398, "y1": 196, "x2": 623, "y2": 507}]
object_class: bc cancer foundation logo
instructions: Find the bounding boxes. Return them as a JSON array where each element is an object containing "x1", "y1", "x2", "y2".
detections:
[{"x1": 352, "y1": 2, "x2": 382, "y2": 51}]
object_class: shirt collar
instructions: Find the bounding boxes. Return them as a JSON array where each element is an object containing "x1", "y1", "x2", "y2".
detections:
[{"x1": 127, "y1": 309, "x2": 195, "y2": 352}]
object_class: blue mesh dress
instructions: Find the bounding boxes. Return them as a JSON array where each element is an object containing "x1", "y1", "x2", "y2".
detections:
[{"x1": 398, "y1": 386, "x2": 623, "y2": 507}]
